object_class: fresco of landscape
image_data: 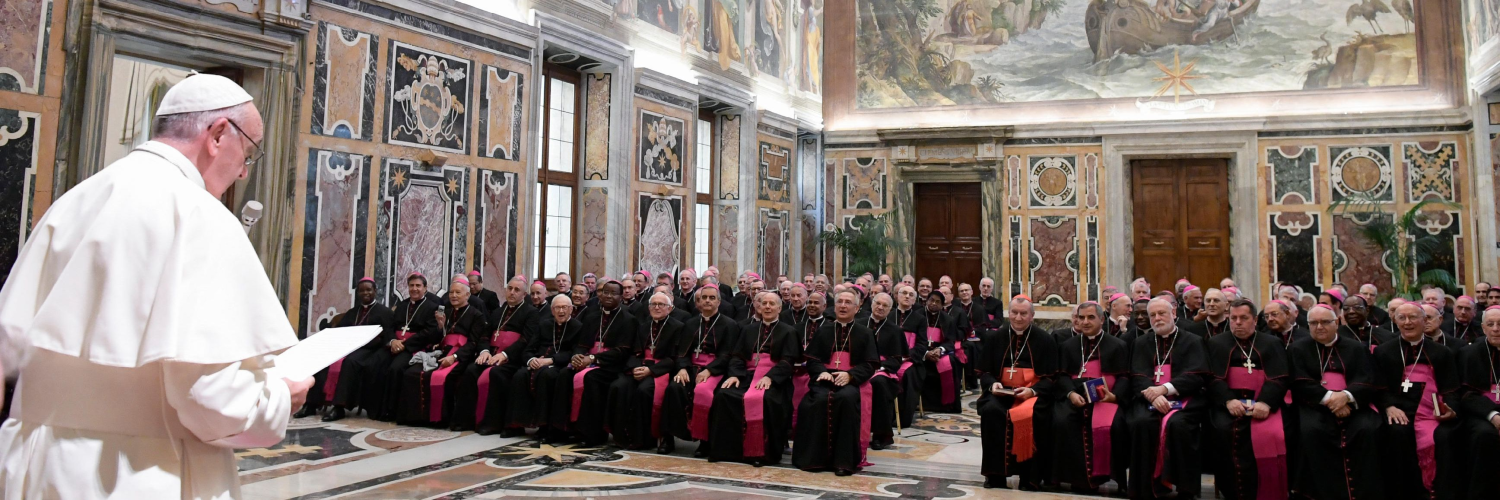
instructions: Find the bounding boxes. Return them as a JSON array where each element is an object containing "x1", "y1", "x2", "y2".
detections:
[{"x1": 855, "y1": 0, "x2": 1422, "y2": 107}]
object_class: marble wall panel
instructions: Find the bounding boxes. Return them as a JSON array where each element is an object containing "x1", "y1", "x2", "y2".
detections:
[
  {"x1": 1331, "y1": 213, "x2": 1394, "y2": 289},
  {"x1": 1027, "y1": 216, "x2": 1078, "y2": 306},
  {"x1": 761, "y1": 208, "x2": 788, "y2": 279},
  {"x1": 758, "y1": 140, "x2": 791, "y2": 203},
  {"x1": 1403, "y1": 141, "x2": 1459, "y2": 203},
  {"x1": 1008, "y1": 215, "x2": 1022, "y2": 297},
  {"x1": 311, "y1": 22, "x2": 377, "y2": 140},
  {"x1": 397, "y1": 185, "x2": 447, "y2": 291},
  {"x1": 299, "y1": 150, "x2": 370, "y2": 335},
  {"x1": 0, "y1": 109, "x2": 39, "y2": 285},
  {"x1": 716, "y1": 204, "x2": 739, "y2": 278},
  {"x1": 0, "y1": 0, "x2": 51, "y2": 94},
  {"x1": 477, "y1": 66, "x2": 524, "y2": 160},
  {"x1": 584, "y1": 73, "x2": 611, "y2": 180},
  {"x1": 374, "y1": 159, "x2": 469, "y2": 302},
  {"x1": 638, "y1": 193, "x2": 683, "y2": 276},
  {"x1": 1027, "y1": 155, "x2": 1077, "y2": 208},
  {"x1": 1085, "y1": 216, "x2": 1099, "y2": 301},
  {"x1": 801, "y1": 214, "x2": 818, "y2": 275},
  {"x1": 639, "y1": 109, "x2": 686, "y2": 186},
  {"x1": 799, "y1": 137, "x2": 819, "y2": 211},
  {"x1": 841, "y1": 157, "x2": 884, "y2": 209},
  {"x1": 477, "y1": 170, "x2": 518, "y2": 285},
  {"x1": 1412, "y1": 210, "x2": 1464, "y2": 294},
  {"x1": 579, "y1": 187, "x2": 608, "y2": 275},
  {"x1": 1082, "y1": 153, "x2": 1099, "y2": 209},
  {"x1": 1005, "y1": 156, "x2": 1023, "y2": 210},
  {"x1": 1329, "y1": 145, "x2": 1394, "y2": 202},
  {"x1": 718, "y1": 115, "x2": 740, "y2": 199},
  {"x1": 384, "y1": 41, "x2": 471, "y2": 153},
  {"x1": 1268, "y1": 212, "x2": 1322, "y2": 295},
  {"x1": 823, "y1": 157, "x2": 835, "y2": 272},
  {"x1": 1267, "y1": 146, "x2": 1316, "y2": 205}
]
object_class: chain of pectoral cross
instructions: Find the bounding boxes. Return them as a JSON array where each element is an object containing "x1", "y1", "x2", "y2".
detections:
[
  {"x1": 1005, "y1": 329, "x2": 1030, "y2": 381},
  {"x1": 1488, "y1": 344, "x2": 1500, "y2": 401},
  {"x1": 833, "y1": 323, "x2": 853, "y2": 369},
  {"x1": 1235, "y1": 338, "x2": 1257, "y2": 374},
  {"x1": 1153, "y1": 331, "x2": 1177, "y2": 383},
  {"x1": 694, "y1": 314, "x2": 720, "y2": 355}
]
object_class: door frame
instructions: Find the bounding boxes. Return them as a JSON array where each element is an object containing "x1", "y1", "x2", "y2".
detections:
[
  {"x1": 883, "y1": 163, "x2": 1003, "y2": 291},
  {"x1": 1103, "y1": 132, "x2": 1261, "y2": 302}
]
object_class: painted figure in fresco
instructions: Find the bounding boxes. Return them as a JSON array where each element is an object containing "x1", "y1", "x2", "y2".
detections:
[
  {"x1": 755, "y1": 0, "x2": 785, "y2": 74},
  {"x1": 945, "y1": 0, "x2": 982, "y2": 37},
  {"x1": 799, "y1": 0, "x2": 822, "y2": 92},
  {"x1": 703, "y1": 0, "x2": 744, "y2": 71}
]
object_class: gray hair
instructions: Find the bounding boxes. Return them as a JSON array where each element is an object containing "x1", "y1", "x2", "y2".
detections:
[
  {"x1": 551, "y1": 294, "x2": 574, "y2": 308},
  {"x1": 1075, "y1": 301, "x2": 1107, "y2": 318},
  {"x1": 152, "y1": 103, "x2": 251, "y2": 141}
]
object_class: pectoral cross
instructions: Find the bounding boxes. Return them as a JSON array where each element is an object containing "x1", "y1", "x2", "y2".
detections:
[
  {"x1": 1401, "y1": 378, "x2": 1413, "y2": 393},
  {"x1": 1490, "y1": 385, "x2": 1499, "y2": 401},
  {"x1": 833, "y1": 358, "x2": 842, "y2": 368},
  {"x1": 1242, "y1": 359, "x2": 1256, "y2": 374},
  {"x1": 1154, "y1": 368, "x2": 1165, "y2": 383},
  {"x1": 1006, "y1": 366, "x2": 1018, "y2": 379}
]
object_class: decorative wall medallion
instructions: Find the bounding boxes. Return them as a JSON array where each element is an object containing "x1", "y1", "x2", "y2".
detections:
[
  {"x1": 638, "y1": 110, "x2": 686, "y2": 185},
  {"x1": 476, "y1": 170, "x2": 519, "y2": 288},
  {"x1": 1027, "y1": 156, "x2": 1077, "y2": 208},
  {"x1": 1329, "y1": 145, "x2": 1392, "y2": 202},
  {"x1": 312, "y1": 22, "x2": 377, "y2": 140},
  {"x1": 386, "y1": 41, "x2": 471, "y2": 153},
  {"x1": 638, "y1": 193, "x2": 683, "y2": 276},
  {"x1": 583, "y1": 73, "x2": 611, "y2": 180},
  {"x1": 299, "y1": 149, "x2": 370, "y2": 336},
  {"x1": 0, "y1": 0, "x2": 52, "y2": 94},
  {"x1": 1403, "y1": 142, "x2": 1458, "y2": 203},
  {"x1": 1006, "y1": 156, "x2": 1022, "y2": 210},
  {"x1": 0, "y1": 109, "x2": 39, "y2": 285},
  {"x1": 718, "y1": 115, "x2": 741, "y2": 199},
  {"x1": 477, "y1": 66, "x2": 524, "y2": 160},
  {"x1": 1267, "y1": 146, "x2": 1316, "y2": 205},
  {"x1": 1268, "y1": 212, "x2": 1321, "y2": 295},
  {"x1": 758, "y1": 141, "x2": 791, "y2": 203},
  {"x1": 842, "y1": 157, "x2": 885, "y2": 209}
]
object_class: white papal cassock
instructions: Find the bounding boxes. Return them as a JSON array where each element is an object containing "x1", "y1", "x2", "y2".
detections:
[{"x1": 0, "y1": 140, "x2": 298, "y2": 499}]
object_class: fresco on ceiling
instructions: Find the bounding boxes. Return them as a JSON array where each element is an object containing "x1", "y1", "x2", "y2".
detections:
[{"x1": 855, "y1": 0, "x2": 1421, "y2": 108}]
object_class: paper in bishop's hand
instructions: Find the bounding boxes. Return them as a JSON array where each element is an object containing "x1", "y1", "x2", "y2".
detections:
[{"x1": 268, "y1": 325, "x2": 383, "y2": 381}]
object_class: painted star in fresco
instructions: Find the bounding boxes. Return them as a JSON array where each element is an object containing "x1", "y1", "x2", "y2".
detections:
[
  {"x1": 392, "y1": 169, "x2": 408, "y2": 189},
  {"x1": 496, "y1": 443, "x2": 600, "y2": 462},
  {"x1": 446, "y1": 176, "x2": 460, "y2": 194},
  {"x1": 1151, "y1": 49, "x2": 1205, "y2": 103}
]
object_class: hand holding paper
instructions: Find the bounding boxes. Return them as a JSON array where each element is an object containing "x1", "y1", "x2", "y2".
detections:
[{"x1": 268, "y1": 325, "x2": 383, "y2": 381}]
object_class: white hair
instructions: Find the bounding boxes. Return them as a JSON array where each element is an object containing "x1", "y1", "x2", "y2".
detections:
[
  {"x1": 152, "y1": 103, "x2": 253, "y2": 141},
  {"x1": 551, "y1": 294, "x2": 574, "y2": 308}
]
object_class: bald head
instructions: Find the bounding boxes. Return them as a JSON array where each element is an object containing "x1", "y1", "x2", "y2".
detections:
[{"x1": 1394, "y1": 302, "x2": 1425, "y2": 340}]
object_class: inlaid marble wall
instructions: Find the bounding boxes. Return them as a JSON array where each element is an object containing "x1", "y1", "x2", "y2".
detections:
[
  {"x1": 578, "y1": 187, "x2": 608, "y2": 275},
  {"x1": 799, "y1": 136, "x2": 821, "y2": 274},
  {"x1": 1005, "y1": 145, "x2": 1105, "y2": 306},
  {"x1": 719, "y1": 115, "x2": 741, "y2": 200},
  {"x1": 630, "y1": 86, "x2": 697, "y2": 276},
  {"x1": 0, "y1": 0, "x2": 64, "y2": 288},
  {"x1": 716, "y1": 204, "x2": 740, "y2": 278},
  {"x1": 0, "y1": 110, "x2": 40, "y2": 285},
  {"x1": 0, "y1": 0, "x2": 52, "y2": 95},
  {"x1": 310, "y1": 22, "x2": 378, "y2": 140},
  {"x1": 583, "y1": 73, "x2": 611, "y2": 180},
  {"x1": 1258, "y1": 134, "x2": 1475, "y2": 300},
  {"x1": 476, "y1": 170, "x2": 519, "y2": 286},
  {"x1": 638, "y1": 193, "x2": 684, "y2": 277},
  {"x1": 759, "y1": 208, "x2": 788, "y2": 279},
  {"x1": 298, "y1": 149, "x2": 370, "y2": 335},
  {"x1": 372, "y1": 159, "x2": 471, "y2": 303}
]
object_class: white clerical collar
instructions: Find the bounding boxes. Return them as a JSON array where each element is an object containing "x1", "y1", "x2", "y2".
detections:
[
  {"x1": 1082, "y1": 331, "x2": 1101, "y2": 340},
  {"x1": 1319, "y1": 338, "x2": 1337, "y2": 347},
  {"x1": 137, "y1": 141, "x2": 206, "y2": 189},
  {"x1": 1406, "y1": 338, "x2": 1423, "y2": 346}
]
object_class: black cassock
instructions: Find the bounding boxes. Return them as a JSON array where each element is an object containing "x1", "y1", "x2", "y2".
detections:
[
  {"x1": 607, "y1": 316, "x2": 684, "y2": 449},
  {"x1": 503, "y1": 317, "x2": 581, "y2": 431},
  {"x1": 1205, "y1": 333, "x2": 1289, "y2": 500},
  {"x1": 788, "y1": 314, "x2": 826, "y2": 439},
  {"x1": 1265, "y1": 325, "x2": 1312, "y2": 350},
  {"x1": 1125, "y1": 329, "x2": 1210, "y2": 499},
  {"x1": 920, "y1": 310, "x2": 968, "y2": 413},
  {"x1": 1051, "y1": 332, "x2": 1131, "y2": 491},
  {"x1": 1287, "y1": 336, "x2": 1383, "y2": 500},
  {"x1": 460, "y1": 301, "x2": 537, "y2": 434},
  {"x1": 954, "y1": 300, "x2": 990, "y2": 390},
  {"x1": 976, "y1": 325, "x2": 1058, "y2": 488},
  {"x1": 1339, "y1": 322, "x2": 1396, "y2": 353},
  {"x1": 665, "y1": 313, "x2": 741, "y2": 443},
  {"x1": 709, "y1": 319, "x2": 795, "y2": 464},
  {"x1": 1426, "y1": 333, "x2": 1469, "y2": 350},
  {"x1": 474, "y1": 288, "x2": 501, "y2": 312},
  {"x1": 890, "y1": 307, "x2": 929, "y2": 428},
  {"x1": 1445, "y1": 341, "x2": 1500, "y2": 500},
  {"x1": 366, "y1": 296, "x2": 441, "y2": 421},
  {"x1": 1183, "y1": 318, "x2": 1228, "y2": 340},
  {"x1": 306, "y1": 301, "x2": 392, "y2": 411},
  {"x1": 865, "y1": 313, "x2": 924, "y2": 443},
  {"x1": 564, "y1": 307, "x2": 637, "y2": 444},
  {"x1": 793, "y1": 321, "x2": 880, "y2": 473},
  {"x1": 1372, "y1": 338, "x2": 1460, "y2": 499},
  {"x1": 397, "y1": 304, "x2": 486, "y2": 425}
]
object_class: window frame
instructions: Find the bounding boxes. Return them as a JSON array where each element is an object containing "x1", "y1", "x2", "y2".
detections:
[
  {"x1": 534, "y1": 64, "x2": 583, "y2": 290},
  {"x1": 694, "y1": 109, "x2": 717, "y2": 272}
]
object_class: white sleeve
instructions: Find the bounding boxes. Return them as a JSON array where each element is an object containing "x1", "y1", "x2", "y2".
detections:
[
  {"x1": 163, "y1": 354, "x2": 290, "y2": 449},
  {"x1": 1163, "y1": 383, "x2": 1178, "y2": 396}
]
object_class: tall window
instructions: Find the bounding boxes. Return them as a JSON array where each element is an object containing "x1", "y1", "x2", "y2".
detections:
[
  {"x1": 534, "y1": 65, "x2": 581, "y2": 286},
  {"x1": 693, "y1": 111, "x2": 716, "y2": 272}
]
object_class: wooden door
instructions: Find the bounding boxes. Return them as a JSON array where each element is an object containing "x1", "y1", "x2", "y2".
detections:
[
  {"x1": 1131, "y1": 159, "x2": 1231, "y2": 294},
  {"x1": 914, "y1": 183, "x2": 984, "y2": 289}
]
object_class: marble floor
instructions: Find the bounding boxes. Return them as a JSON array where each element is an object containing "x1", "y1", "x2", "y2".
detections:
[{"x1": 239, "y1": 393, "x2": 1213, "y2": 499}]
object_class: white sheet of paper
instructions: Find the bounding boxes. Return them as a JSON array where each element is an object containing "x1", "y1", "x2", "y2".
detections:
[{"x1": 268, "y1": 325, "x2": 383, "y2": 381}]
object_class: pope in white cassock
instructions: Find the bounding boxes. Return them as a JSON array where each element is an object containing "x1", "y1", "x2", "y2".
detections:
[{"x1": 0, "y1": 74, "x2": 314, "y2": 499}]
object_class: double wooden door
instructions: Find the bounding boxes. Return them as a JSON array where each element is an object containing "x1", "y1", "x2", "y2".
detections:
[
  {"x1": 1131, "y1": 159, "x2": 1232, "y2": 295},
  {"x1": 914, "y1": 183, "x2": 984, "y2": 289}
]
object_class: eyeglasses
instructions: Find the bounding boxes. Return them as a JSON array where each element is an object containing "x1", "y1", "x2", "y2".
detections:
[
  {"x1": 1308, "y1": 319, "x2": 1338, "y2": 327},
  {"x1": 649, "y1": 302, "x2": 672, "y2": 308},
  {"x1": 1342, "y1": 304, "x2": 1366, "y2": 311},
  {"x1": 225, "y1": 119, "x2": 264, "y2": 166}
]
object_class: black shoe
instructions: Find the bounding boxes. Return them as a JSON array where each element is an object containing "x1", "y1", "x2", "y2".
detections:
[
  {"x1": 835, "y1": 469, "x2": 854, "y2": 477},
  {"x1": 499, "y1": 427, "x2": 524, "y2": 438},
  {"x1": 321, "y1": 407, "x2": 346, "y2": 422},
  {"x1": 293, "y1": 406, "x2": 317, "y2": 419},
  {"x1": 983, "y1": 477, "x2": 1007, "y2": 489},
  {"x1": 657, "y1": 438, "x2": 675, "y2": 454}
]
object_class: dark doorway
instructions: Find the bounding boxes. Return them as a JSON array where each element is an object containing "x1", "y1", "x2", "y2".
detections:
[
  {"x1": 914, "y1": 182, "x2": 984, "y2": 289},
  {"x1": 1131, "y1": 159, "x2": 1232, "y2": 294}
]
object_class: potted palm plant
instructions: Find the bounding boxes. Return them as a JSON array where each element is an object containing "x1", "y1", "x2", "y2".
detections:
[
  {"x1": 818, "y1": 213, "x2": 906, "y2": 278},
  {"x1": 1326, "y1": 197, "x2": 1460, "y2": 300}
]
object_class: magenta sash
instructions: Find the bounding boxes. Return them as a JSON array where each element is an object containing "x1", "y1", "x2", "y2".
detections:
[
  {"x1": 689, "y1": 354, "x2": 720, "y2": 441},
  {"x1": 1489, "y1": 383, "x2": 1500, "y2": 404},
  {"x1": 323, "y1": 357, "x2": 344, "y2": 402},
  {"x1": 873, "y1": 359, "x2": 914, "y2": 382},
  {"x1": 569, "y1": 341, "x2": 609, "y2": 422},
  {"x1": 1081, "y1": 360, "x2": 1118, "y2": 478},
  {"x1": 475, "y1": 366, "x2": 494, "y2": 424},
  {"x1": 1408, "y1": 363, "x2": 1440, "y2": 489},
  {"x1": 491, "y1": 330, "x2": 522, "y2": 352},
  {"x1": 650, "y1": 372, "x2": 670, "y2": 438},
  {"x1": 791, "y1": 368, "x2": 810, "y2": 433},
  {"x1": 428, "y1": 333, "x2": 469, "y2": 422},
  {"x1": 928, "y1": 327, "x2": 957, "y2": 405},
  {"x1": 904, "y1": 331, "x2": 917, "y2": 350},
  {"x1": 1152, "y1": 364, "x2": 1191, "y2": 480},
  {"x1": 1227, "y1": 367, "x2": 1288, "y2": 500},
  {"x1": 743, "y1": 353, "x2": 776, "y2": 458},
  {"x1": 825, "y1": 350, "x2": 875, "y2": 467},
  {"x1": 396, "y1": 329, "x2": 415, "y2": 341}
]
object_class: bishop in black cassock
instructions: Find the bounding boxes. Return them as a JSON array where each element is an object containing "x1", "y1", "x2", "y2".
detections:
[
  {"x1": 977, "y1": 296, "x2": 1057, "y2": 490},
  {"x1": 366, "y1": 274, "x2": 441, "y2": 422},
  {"x1": 1126, "y1": 298, "x2": 1210, "y2": 500},
  {"x1": 1449, "y1": 309, "x2": 1500, "y2": 500},
  {"x1": 462, "y1": 284, "x2": 536, "y2": 435},
  {"x1": 1374, "y1": 303, "x2": 1461, "y2": 499},
  {"x1": 300, "y1": 277, "x2": 392, "y2": 422},
  {"x1": 1287, "y1": 306, "x2": 1384, "y2": 500},
  {"x1": 709, "y1": 293, "x2": 795, "y2": 465},
  {"x1": 607, "y1": 292, "x2": 684, "y2": 451},
  {"x1": 563, "y1": 281, "x2": 637, "y2": 446},
  {"x1": 864, "y1": 292, "x2": 923, "y2": 450},
  {"x1": 503, "y1": 297, "x2": 581, "y2": 441},
  {"x1": 667, "y1": 286, "x2": 741, "y2": 455},
  {"x1": 793, "y1": 290, "x2": 880, "y2": 475},
  {"x1": 1339, "y1": 295, "x2": 1396, "y2": 354},
  {"x1": 1051, "y1": 302, "x2": 1130, "y2": 494},
  {"x1": 1205, "y1": 300, "x2": 1290, "y2": 500},
  {"x1": 920, "y1": 291, "x2": 967, "y2": 413},
  {"x1": 397, "y1": 281, "x2": 488, "y2": 426}
]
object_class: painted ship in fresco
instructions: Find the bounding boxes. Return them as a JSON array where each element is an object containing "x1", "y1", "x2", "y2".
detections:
[{"x1": 1084, "y1": 0, "x2": 1260, "y2": 62}]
